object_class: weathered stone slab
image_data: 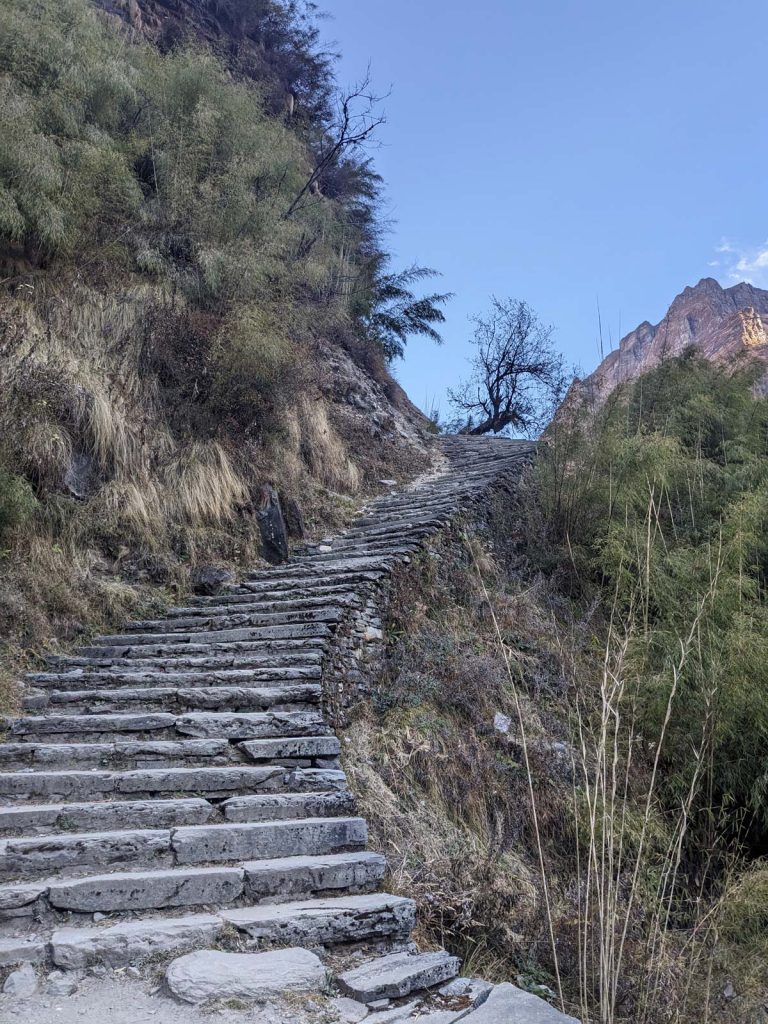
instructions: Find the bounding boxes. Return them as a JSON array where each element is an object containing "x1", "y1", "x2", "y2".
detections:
[
  {"x1": 175, "y1": 710, "x2": 327, "y2": 739},
  {"x1": 7, "y1": 713, "x2": 175, "y2": 736},
  {"x1": 462, "y1": 982, "x2": 580, "y2": 1023},
  {"x1": 0, "y1": 938, "x2": 47, "y2": 966},
  {"x1": 0, "y1": 797, "x2": 212, "y2": 833},
  {"x1": 243, "y1": 851, "x2": 386, "y2": 899},
  {"x1": 222, "y1": 790, "x2": 355, "y2": 823},
  {"x1": 221, "y1": 893, "x2": 416, "y2": 946},
  {"x1": 51, "y1": 913, "x2": 224, "y2": 968},
  {"x1": 0, "y1": 828, "x2": 173, "y2": 879},
  {"x1": 171, "y1": 817, "x2": 367, "y2": 865},
  {"x1": 337, "y1": 949, "x2": 460, "y2": 1002},
  {"x1": 48, "y1": 866, "x2": 244, "y2": 912},
  {"x1": 166, "y1": 947, "x2": 325, "y2": 1004},
  {"x1": 239, "y1": 736, "x2": 341, "y2": 760}
]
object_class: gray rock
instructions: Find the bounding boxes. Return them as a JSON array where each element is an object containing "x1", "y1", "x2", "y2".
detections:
[
  {"x1": 165, "y1": 947, "x2": 325, "y2": 1004},
  {"x1": 462, "y1": 982, "x2": 580, "y2": 1023},
  {"x1": 439, "y1": 976, "x2": 494, "y2": 1004},
  {"x1": 256, "y1": 485, "x2": 289, "y2": 565},
  {"x1": 367, "y1": 999, "x2": 389, "y2": 1010},
  {"x1": 330, "y1": 996, "x2": 369, "y2": 1022},
  {"x1": 3, "y1": 963, "x2": 38, "y2": 997},
  {"x1": 337, "y1": 949, "x2": 460, "y2": 1002},
  {"x1": 190, "y1": 566, "x2": 235, "y2": 596},
  {"x1": 45, "y1": 970, "x2": 78, "y2": 996}
]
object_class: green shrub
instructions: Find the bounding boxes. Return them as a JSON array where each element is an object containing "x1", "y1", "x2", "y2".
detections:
[
  {"x1": 531, "y1": 353, "x2": 768, "y2": 844},
  {"x1": 0, "y1": 468, "x2": 38, "y2": 544}
]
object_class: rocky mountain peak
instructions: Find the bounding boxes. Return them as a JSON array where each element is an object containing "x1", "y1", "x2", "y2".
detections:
[{"x1": 570, "y1": 277, "x2": 768, "y2": 410}]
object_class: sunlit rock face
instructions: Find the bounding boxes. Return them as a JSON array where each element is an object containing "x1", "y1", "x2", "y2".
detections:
[{"x1": 569, "y1": 278, "x2": 768, "y2": 411}]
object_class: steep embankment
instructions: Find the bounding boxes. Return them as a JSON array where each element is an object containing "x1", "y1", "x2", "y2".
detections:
[
  {"x1": 0, "y1": 0, "x2": 440, "y2": 697},
  {"x1": 567, "y1": 277, "x2": 768, "y2": 411}
]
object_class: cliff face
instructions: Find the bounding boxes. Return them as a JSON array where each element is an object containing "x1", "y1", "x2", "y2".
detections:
[{"x1": 573, "y1": 278, "x2": 768, "y2": 408}]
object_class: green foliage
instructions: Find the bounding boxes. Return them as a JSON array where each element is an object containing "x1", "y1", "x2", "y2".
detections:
[
  {"x1": 0, "y1": 468, "x2": 38, "y2": 543},
  {"x1": 0, "y1": 0, "x2": 442, "y2": 363},
  {"x1": 533, "y1": 353, "x2": 768, "y2": 842}
]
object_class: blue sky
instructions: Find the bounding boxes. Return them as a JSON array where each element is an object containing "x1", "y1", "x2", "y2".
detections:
[{"x1": 321, "y1": 0, "x2": 768, "y2": 414}]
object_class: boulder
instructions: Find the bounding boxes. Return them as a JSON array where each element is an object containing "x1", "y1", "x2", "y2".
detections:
[
  {"x1": 2, "y1": 963, "x2": 38, "y2": 997},
  {"x1": 256, "y1": 485, "x2": 289, "y2": 564},
  {"x1": 190, "y1": 566, "x2": 234, "y2": 596},
  {"x1": 165, "y1": 947, "x2": 325, "y2": 1005},
  {"x1": 281, "y1": 494, "x2": 307, "y2": 540}
]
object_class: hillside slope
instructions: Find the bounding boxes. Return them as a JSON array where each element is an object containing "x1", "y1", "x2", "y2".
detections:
[{"x1": 0, "y1": 0, "x2": 437, "y2": 699}]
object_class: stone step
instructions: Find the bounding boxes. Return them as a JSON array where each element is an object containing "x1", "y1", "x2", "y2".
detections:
[
  {"x1": 0, "y1": 937, "x2": 47, "y2": 966},
  {"x1": 24, "y1": 682, "x2": 321, "y2": 714},
  {"x1": 90, "y1": 621, "x2": 335, "y2": 648},
  {"x1": 0, "y1": 739, "x2": 233, "y2": 771},
  {"x1": 47, "y1": 865, "x2": 245, "y2": 914},
  {"x1": 233, "y1": 572, "x2": 385, "y2": 596},
  {"x1": 183, "y1": 591, "x2": 360, "y2": 613},
  {"x1": 72, "y1": 637, "x2": 328, "y2": 661},
  {"x1": 221, "y1": 892, "x2": 415, "y2": 947},
  {"x1": 5, "y1": 709, "x2": 328, "y2": 742},
  {"x1": 0, "y1": 816, "x2": 367, "y2": 880},
  {"x1": 0, "y1": 764, "x2": 303, "y2": 802},
  {"x1": 242, "y1": 560, "x2": 394, "y2": 585},
  {"x1": 125, "y1": 606, "x2": 343, "y2": 634},
  {"x1": 242, "y1": 851, "x2": 387, "y2": 900},
  {"x1": 238, "y1": 735, "x2": 341, "y2": 762},
  {"x1": 0, "y1": 797, "x2": 213, "y2": 835},
  {"x1": 28, "y1": 665, "x2": 322, "y2": 689},
  {"x1": 48, "y1": 648, "x2": 324, "y2": 670},
  {"x1": 336, "y1": 949, "x2": 461, "y2": 1002},
  {"x1": 222, "y1": 790, "x2": 355, "y2": 823},
  {"x1": 52, "y1": 912, "x2": 224, "y2": 968}
]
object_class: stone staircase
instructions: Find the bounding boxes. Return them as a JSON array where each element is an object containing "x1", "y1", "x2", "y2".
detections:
[{"x1": 0, "y1": 437, "x2": 533, "y2": 976}]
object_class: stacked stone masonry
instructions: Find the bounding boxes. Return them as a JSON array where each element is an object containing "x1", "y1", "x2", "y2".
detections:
[{"x1": 0, "y1": 437, "x2": 534, "y2": 977}]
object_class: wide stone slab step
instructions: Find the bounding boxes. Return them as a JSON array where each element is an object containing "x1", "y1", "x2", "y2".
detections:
[
  {"x1": 336, "y1": 949, "x2": 460, "y2": 1002},
  {"x1": 222, "y1": 790, "x2": 355, "y2": 823},
  {"x1": 24, "y1": 682, "x2": 321, "y2": 713},
  {"x1": 74, "y1": 637, "x2": 328, "y2": 661},
  {"x1": 126, "y1": 606, "x2": 343, "y2": 633},
  {"x1": 0, "y1": 739, "x2": 233, "y2": 771},
  {"x1": 178, "y1": 591, "x2": 360, "y2": 614},
  {"x1": 239, "y1": 735, "x2": 341, "y2": 761},
  {"x1": 0, "y1": 796, "x2": 213, "y2": 835},
  {"x1": 5, "y1": 709, "x2": 328, "y2": 742},
  {"x1": 51, "y1": 912, "x2": 224, "y2": 968},
  {"x1": 0, "y1": 764, "x2": 292, "y2": 802},
  {"x1": 91, "y1": 621, "x2": 335, "y2": 648},
  {"x1": 243, "y1": 851, "x2": 387, "y2": 899},
  {"x1": 221, "y1": 892, "x2": 415, "y2": 947},
  {"x1": 0, "y1": 937, "x2": 47, "y2": 966},
  {"x1": 27, "y1": 665, "x2": 322, "y2": 689},
  {"x1": 0, "y1": 816, "x2": 367, "y2": 880},
  {"x1": 46, "y1": 865, "x2": 245, "y2": 913}
]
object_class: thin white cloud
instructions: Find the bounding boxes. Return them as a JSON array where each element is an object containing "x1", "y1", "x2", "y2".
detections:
[{"x1": 712, "y1": 239, "x2": 768, "y2": 288}]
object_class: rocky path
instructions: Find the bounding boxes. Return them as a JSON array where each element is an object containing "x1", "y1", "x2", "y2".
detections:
[{"x1": 0, "y1": 437, "x2": 575, "y2": 1021}]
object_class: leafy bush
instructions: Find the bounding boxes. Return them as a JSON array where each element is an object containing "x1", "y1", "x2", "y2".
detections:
[
  {"x1": 0, "y1": 468, "x2": 37, "y2": 543},
  {"x1": 531, "y1": 353, "x2": 768, "y2": 844}
]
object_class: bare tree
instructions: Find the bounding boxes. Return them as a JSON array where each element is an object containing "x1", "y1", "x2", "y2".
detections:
[
  {"x1": 283, "y1": 69, "x2": 386, "y2": 219},
  {"x1": 449, "y1": 298, "x2": 567, "y2": 435}
]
